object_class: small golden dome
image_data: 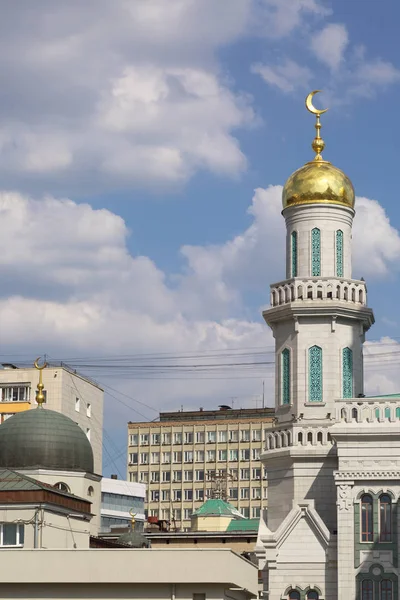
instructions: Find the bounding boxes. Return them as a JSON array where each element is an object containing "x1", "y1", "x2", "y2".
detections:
[
  {"x1": 283, "y1": 90, "x2": 355, "y2": 211},
  {"x1": 282, "y1": 160, "x2": 355, "y2": 210}
]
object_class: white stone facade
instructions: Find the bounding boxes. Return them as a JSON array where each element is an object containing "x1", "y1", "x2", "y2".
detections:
[{"x1": 255, "y1": 188, "x2": 400, "y2": 598}]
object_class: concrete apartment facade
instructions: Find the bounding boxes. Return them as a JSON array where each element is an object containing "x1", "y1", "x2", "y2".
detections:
[
  {"x1": 101, "y1": 476, "x2": 146, "y2": 533},
  {"x1": 0, "y1": 364, "x2": 103, "y2": 474},
  {"x1": 127, "y1": 407, "x2": 274, "y2": 530}
]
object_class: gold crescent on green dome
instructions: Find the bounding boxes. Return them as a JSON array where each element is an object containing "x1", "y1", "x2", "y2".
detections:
[{"x1": 305, "y1": 90, "x2": 329, "y2": 115}]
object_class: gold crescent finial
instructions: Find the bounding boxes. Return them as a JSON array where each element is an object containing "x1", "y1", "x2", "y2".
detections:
[
  {"x1": 129, "y1": 508, "x2": 136, "y2": 527},
  {"x1": 34, "y1": 357, "x2": 47, "y2": 407},
  {"x1": 305, "y1": 90, "x2": 329, "y2": 161}
]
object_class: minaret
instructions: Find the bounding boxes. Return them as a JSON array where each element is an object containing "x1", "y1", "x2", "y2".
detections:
[{"x1": 260, "y1": 91, "x2": 374, "y2": 534}]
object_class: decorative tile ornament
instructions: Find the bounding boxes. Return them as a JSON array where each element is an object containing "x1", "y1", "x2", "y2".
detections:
[
  {"x1": 291, "y1": 231, "x2": 298, "y2": 277},
  {"x1": 336, "y1": 230, "x2": 343, "y2": 277},
  {"x1": 311, "y1": 228, "x2": 321, "y2": 276},
  {"x1": 282, "y1": 348, "x2": 291, "y2": 405},
  {"x1": 342, "y1": 347, "x2": 353, "y2": 398},
  {"x1": 309, "y1": 345, "x2": 323, "y2": 402}
]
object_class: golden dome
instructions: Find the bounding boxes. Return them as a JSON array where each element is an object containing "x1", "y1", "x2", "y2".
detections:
[
  {"x1": 282, "y1": 160, "x2": 355, "y2": 210},
  {"x1": 282, "y1": 90, "x2": 355, "y2": 211}
]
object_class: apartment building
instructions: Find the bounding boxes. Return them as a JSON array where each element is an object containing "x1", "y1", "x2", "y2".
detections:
[
  {"x1": 127, "y1": 406, "x2": 274, "y2": 530},
  {"x1": 0, "y1": 363, "x2": 103, "y2": 474}
]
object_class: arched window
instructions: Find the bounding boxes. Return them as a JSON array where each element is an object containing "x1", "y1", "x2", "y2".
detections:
[
  {"x1": 396, "y1": 407, "x2": 400, "y2": 420},
  {"x1": 336, "y1": 230, "x2": 343, "y2": 277},
  {"x1": 361, "y1": 580, "x2": 373, "y2": 600},
  {"x1": 288, "y1": 591, "x2": 300, "y2": 600},
  {"x1": 342, "y1": 347, "x2": 353, "y2": 398},
  {"x1": 311, "y1": 228, "x2": 321, "y2": 276},
  {"x1": 381, "y1": 579, "x2": 393, "y2": 600},
  {"x1": 281, "y1": 348, "x2": 291, "y2": 405},
  {"x1": 298, "y1": 432, "x2": 303, "y2": 444},
  {"x1": 385, "y1": 407, "x2": 391, "y2": 420},
  {"x1": 380, "y1": 494, "x2": 392, "y2": 542},
  {"x1": 88, "y1": 486, "x2": 94, "y2": 497},
  {"x1": 309, "y1": 345, "x2": 323, "y2": 402},
  {"x1": 361, "y1": 495, "x2": 373, "y2": 542},
  {"x1": 291, "y1": 231, "x2": 298, "y2": 277},
  {"x1": 54, "y1": 482, "x2": 70, "y2": 493},
  {"x1": 307, "y1": 592, "x2": 319, "y2": 600}
]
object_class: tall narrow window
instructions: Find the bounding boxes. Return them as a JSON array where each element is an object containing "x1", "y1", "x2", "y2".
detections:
[
  {"x1": 309, "y1": 345, "x2": 323, "y2": 402},
  {"x1": 311, "y1": 228, "x2": 321, "y2": 276},
  {"x1": 336, "y1": 230, "x2": 343, "y2": 277},
  {"x1": 380, "y1": 494, "x2": 392, "y2": 542},
  {"x1": 381, "y1": 580, "x2": 393, "y2": 600},
  {"x1": 291, "y1": 231, "x2": 298, "y2": 277},
  {"x1": 281, "y1": 348, "x2": 291, "y2": 405},
  {"x1": 361, "y1": 495, "x2": 373, "y2": 542},
  {"x1": 342, "y1": 347, "x2": 353, "y2": 398},
  {"x1": 361, "y1": 580, "x2": 373, "y2": 600}
]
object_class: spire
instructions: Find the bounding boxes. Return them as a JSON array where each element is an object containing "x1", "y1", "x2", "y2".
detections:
[
  {"x1": 34, "y1": 357, "x2": 48, "y2": 407},
  {"x1": 305, "y1": 90, "x2": 329, "y2": 162}
]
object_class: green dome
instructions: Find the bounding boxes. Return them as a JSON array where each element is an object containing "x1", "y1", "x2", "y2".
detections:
[{"x1": 0, "y1": 408, "x2": 94, "y2": 473}]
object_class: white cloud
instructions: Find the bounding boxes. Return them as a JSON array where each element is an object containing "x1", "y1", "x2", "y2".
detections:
[
  {"x1": 256, "y1": 0, "x2": 330, "y2": 38},
  {"x1": 251, "y1": 60, "x2": 312, "y2": 93},
  {"x1": 310, "y1": 23, "x2": 348, "y2": 70}
]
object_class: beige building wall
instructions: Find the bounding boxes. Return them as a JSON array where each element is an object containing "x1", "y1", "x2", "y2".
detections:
[
  {"x1": 0, "y1": 548, "x2": 258, "y2": 600},
  {"x1": 128, "y1": 411, "x2": 274, "y2": 530},
  {"x1": 0, "y1": 365, "x2": 103, "y2": 474}
]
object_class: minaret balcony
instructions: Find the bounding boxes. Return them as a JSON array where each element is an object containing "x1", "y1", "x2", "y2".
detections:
[
  {"x1": 335, "y1": 397, "x2": 400, "y2": 424},
  {"x1": 270, "y1": 277, "x2": 366, "y2": 308}
]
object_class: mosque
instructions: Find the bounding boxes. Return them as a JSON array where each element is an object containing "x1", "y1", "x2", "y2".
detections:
[{"x1": 256, "y1": 91, "x2": 398, "y2": 600}]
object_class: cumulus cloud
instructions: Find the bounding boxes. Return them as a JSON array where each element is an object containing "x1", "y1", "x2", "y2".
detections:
[
  {"x1": 310, "y1": 23, "x2": 348, "y2": 70},
  {"x1": 251, "y1": 60, "x2": 313, "y2": 93}
]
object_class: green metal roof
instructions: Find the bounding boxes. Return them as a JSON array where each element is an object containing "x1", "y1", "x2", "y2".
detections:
[
  {"x1": 226, "y1": 518, "x2": 259, "y2": 532},
  {"x1": 192, "y1": 498, "x2": 245, "y2": 518},
  {"x1": 0, "y1": 408, "x2": 94, "y2": 473}
]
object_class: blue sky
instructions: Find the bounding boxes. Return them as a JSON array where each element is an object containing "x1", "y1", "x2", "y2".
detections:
[{"x1": 1, "y1": 0, "x2": 400, "y2": 474}]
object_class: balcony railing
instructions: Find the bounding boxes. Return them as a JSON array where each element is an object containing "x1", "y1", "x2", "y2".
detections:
[
  {"x1": 269, "y1": 277, "x2": 367, "y2": 308},
  {"x1": 335, "y1": 397, "x2": 400, "y2": 423}
]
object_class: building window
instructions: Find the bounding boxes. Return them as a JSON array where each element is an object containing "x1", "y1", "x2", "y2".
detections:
[
  {"x1": 86, "y1": 403, "x2": 91, "y2": 418},
  {"x1": 140, "y1": 433, "x2": 149, "y2": 445},
  {"x1": 195, "y1": 450, "x2": 204, "y2": 462},
  {"x1": 87, "y1": 486, "x2": 94, "y2": 497},
  {"x1": 151, "y1": 452, "x2": 160, "y2": 464},
  {"x1": 129, "y1": 434, "x2": 138, "y2": 446},
  {"x1": 207, "y1": 449, "x2": 216, "y2": 461},
  {"x1": 129, "y1": 472, "x2": 138, "y2": 483},
  {"x1": 184, "y1": 451, "x2": 193, "y2": 463},
  {"x1": 75, "y1": 397, "x2": 80, "y2": 412},
  {"x1": 229, "y1": 488, "x2": 238, "y2": 500},
  {"x1": 129, "y1": 453, "x2": 138, "y2": 464},
  {"x1": 229, "y1": 430, "x2": 238, "y2": 442},
  {"x1": 140, "y1": 453, "x2": 149, "y2": 465},
  {"x1": 307, "y1": 592, "x2": 319, "y2": 600},
  {"x1": 173, "y1": 470, "x2": 182, "y2": 482},
  {"x1": 241, "y1": 507, "x2": 250, "y2": 518},
  {"x1": 241, "y1": 449, "x2": 250, "y2": 461},
  {"x1": 291, "y1": 230, "x2": 298, "y2": 277},
  {"x1": 218, "y1": 430, "x2": 227, "y2": 443},
  {"x1": 184, "y1": 508, "x2": 192, "y2": 520},
  {"x1": 361, "y1": 580, "x2": 373, "y2": 600},
  {"x1": 240, "y1": 469, "x2": 250, "y2": 480},
  {"x1": 54, "y1": 482, "x2": 70, "y2": 493},
  {"x1": 162, "y1": 471, "x2": 171, "y2": 483},
  {"x1": 150, "y1": 471, "x2": 160, "y2": 482},
  {"x1": 252, "y1": 487, "x2": 261, "y2": 499},
  {"x1": 86, "y1": 428, "x2": 91, "y2": 441},
  {"x1": 361, "y1": 494, "x2": 373, "y2": 542},
  {"x1": 240, "y1": 487, "x2": 250, "y2": 499},
  {"x1": 173, "y1": 489, "x2": 182, "y2": 501},
  {"x1": 162, "y1": 452, "x2": 171, "y2": 464},
  {"x1": 139, "y1": 472, "x2": 148, "y2": 483},
  {"x1": 288, "y1": 592, "x2": 300, "y2": 600},
  {"x1": 281, "y1": 348, "x2": 291, "y2": 405},
  {"x1": 162, "y1": 432, "x2": 171, "y2": 444},
  {"x1": 184, "y1": 470, "x2": 193, "y2": 482},
  {"x1": 195, "y1": 470, "x2": 204, "y2": 481},
  {"x1": 311, "y1": 227, "x2": 321, "y2": 276},
  {"x1": 381, "y1": 579, "x2": 393, "y2": 600},
  {"x1": 161, "y1": 490, "x2": 170, "y2": 501},
  {"x1": 240, "y1": 429, "x2": 250, "y2": 442},
  {"x1": 218, "y1": 450, "x2": 227, "y2": 461},
  {"x1": 252, "y1": 429, "x2": 261, "y2": 442},
  {"x1": 173, "y1": 451, "x2": 182, "y2": 463},
  {"x1": 336, "y1": 229, "x2": 343, "y2": 277},
  {"x1": 207, "y1": 431, "x2": 216, "y2": 443},
  {"x1": 184, "y1": 489, "x2": 193, "y2": 501},
  {"x1": 0, "y1": 385, "x2": 30, "y2": 402},
  {"x1": 0, "y1": 523, "x2": 24, "y2": 547},
  {"x1": 195, "y1": 489, "x2": 204, "y2": 501},
  {"x1": 173, "y1": 432, "x2": 182, "y2": 445},
  {"x1": 380, "y1": 494, "x2": 392, "y2": 542},
  {"x1": 252, "y1": 448, "x2": 260, "y2": 460},
  {"x1": 229, "y1": 449, "x2": 238, "y2": 462},
  {"x1": 152, "y1": 433, "x2": 160, "y2": 445},
  {"x1": 173, "y1": 509, "x2": 181, "y2": 521},
  {"x1": 309, "y1": 345, "x2": 323, "y2": 402},
  {"x1": 184, "y1": 432, "x2": 193, "y2": 444},
  {"x1": 151, "y1": 490, "x2": 159, "y2": 502},
  {"x1": 252, "y1": 468, "x2": 261, "y2": 480},
  {"x1": 196, "y1": 431, "x2": 205, "y2": 443},
  {"x1": 252, "y1": 506, "x2": 260, "y2": 518},
  {"x1": 342, "y1": 347, "x2": 353, "y2": 399}
]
